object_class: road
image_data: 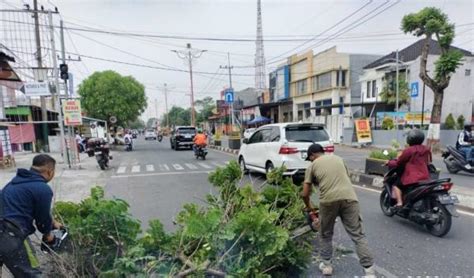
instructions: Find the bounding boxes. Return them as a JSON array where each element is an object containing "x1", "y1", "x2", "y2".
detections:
[{"x1": 104, "y1": 137, "x2": 474, "y2": 277}]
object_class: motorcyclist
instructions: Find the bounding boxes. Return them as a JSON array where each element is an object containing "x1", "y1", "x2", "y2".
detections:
[
  {"x1": 193, "y1": 129, "x2": 207, "y2": 154},
  {"x1": 456, "y1": 123, "x2": 473, "y2": 169},
  {"x1": 124, "y1": 131, "x2": 133, "y2": 150},
  {"x1": 0, "y1": 154, "x2": 63, "y2": 277},
  {"x1": 387, "y1": 129, "x2": 432, "y2": 208}
]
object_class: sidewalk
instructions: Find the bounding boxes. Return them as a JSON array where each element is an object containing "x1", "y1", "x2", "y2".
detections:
[{"x1": 0, "y1": 151, "x2": 109, "y2": 203}]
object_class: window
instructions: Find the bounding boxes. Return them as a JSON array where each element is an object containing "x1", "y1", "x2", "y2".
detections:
[
  {"x1": 296, "y1": 79, "x2": 307, "y2": 95},
  {"x1": 466, "y1": 69, "x2": 471, "y2": 76},
  {"x1": 262, "y1": 129, "x2": 273, "y2": 142},
  {"x1": 371, "y1": 80, "x2": 376, "y2": 98},
  {"x1": 249, "y1": 130, "x2": 263, "y2": 144},
  {"x1": 366, "y1": 81, "x2": 371, "y2": 98},
  {"x1": 270, "y1": 127, "x2": 281, "y2": 142},
  {"x1": 317, "y1": 72, "x2": 332, "y2": 90},
  {"x1": 285, "y1": 125, "x2": 330, "y2": 142},
  {"x1": 336, "y1": 70, "x2": 347, "y2": 87},
  {"x1": 315, "y1": 99, "x2": 332, "y2": 116},
  {"x1": 304, "y1": 103, "x2": 311, "y2": 118}
]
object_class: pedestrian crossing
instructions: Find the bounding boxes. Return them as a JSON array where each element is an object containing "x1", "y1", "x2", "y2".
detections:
[{"x1": 114, "y1": 161, "x2": 229, "y2": 175}]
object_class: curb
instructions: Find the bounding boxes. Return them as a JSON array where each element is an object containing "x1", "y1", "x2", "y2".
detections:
[
  {"x1": 209, "y1": 145, "x2": 239, "y2": 155},
  {"x1": 348, "y1": 170, "x2": 474, "y2": 213}
]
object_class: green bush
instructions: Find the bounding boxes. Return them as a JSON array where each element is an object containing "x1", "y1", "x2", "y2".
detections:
[
  {"x1": 445, "y1": 113, "x2": 456, "y2": 130},
  {"x1": 381, "y1": 117, "x2": 395, "y2": 130},
  {"x1": 53, "y1": 163, "x2": 313, "y2": 277},
  {"x1": 369, "y1": 149, "x2": 398, "y2": 160},
  {"x1": 457, "y1": 115, "x2": 466, "y2": 130}
]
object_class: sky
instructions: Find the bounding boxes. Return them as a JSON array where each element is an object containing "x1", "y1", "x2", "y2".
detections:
[{"x1": 1, "y1": 0, "x2": 473, "y2": 120}]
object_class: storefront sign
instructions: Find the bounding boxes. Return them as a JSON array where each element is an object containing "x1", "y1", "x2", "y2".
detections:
[
  {"x1": 63, "y1": 99, "x2": 82, "y2": 126},
  {"x1": 24, "y1": 82, "x2": 51, "y2": 96},
  {"x1": 355, "y1": 119, "x2": 372, "y2": 143}
]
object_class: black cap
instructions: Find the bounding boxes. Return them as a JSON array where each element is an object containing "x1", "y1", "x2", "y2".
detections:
[{"x1": 306, "y1": 143, "x2": 324, "y2": 161}]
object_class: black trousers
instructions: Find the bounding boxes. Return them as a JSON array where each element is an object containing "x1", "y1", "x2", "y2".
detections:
[{"x1": 0, "y1": 220, "x2": 41, "y2": 278}]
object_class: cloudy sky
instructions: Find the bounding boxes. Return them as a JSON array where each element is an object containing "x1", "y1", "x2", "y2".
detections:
[{"x1": 2, "y1": 0, "x2": 473, "y2": 120}]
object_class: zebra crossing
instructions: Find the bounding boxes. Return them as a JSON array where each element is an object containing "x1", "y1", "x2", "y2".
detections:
[{"x1": 114, "y1": 161, "x2": 229, "y2": 175}]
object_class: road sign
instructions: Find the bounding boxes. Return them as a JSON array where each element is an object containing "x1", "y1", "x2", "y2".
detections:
[
  {"x1": 411, "y1": 82, "x2": 419, "y2": 97},
  {"x1": 23, "y1": 82, "x2": 51, "y2": 97},
  {"x1": 224, "y1": 89, "x2": 234, "y2": 103}
]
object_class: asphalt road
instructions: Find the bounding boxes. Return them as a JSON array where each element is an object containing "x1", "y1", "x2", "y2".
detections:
[{"x1": 104, "y1": 137, "x2": 474, "y2": 277}]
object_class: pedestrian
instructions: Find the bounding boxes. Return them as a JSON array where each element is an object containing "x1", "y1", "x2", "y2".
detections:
[
  {"x1": 301, "y1": 144, "x2": 375, "y2": 277},
  {"x1": 0, "y1": 154, "x2": 63, "y2": 277}
]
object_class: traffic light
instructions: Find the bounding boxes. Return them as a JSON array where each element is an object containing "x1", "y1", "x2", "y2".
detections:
[{"x1": 59, "y1": 63, "x2": 68, "y2": 80}]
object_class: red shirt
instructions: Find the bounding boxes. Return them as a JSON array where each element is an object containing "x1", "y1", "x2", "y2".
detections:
[{"x1": 387, "y1": 145, "x2": 432, "y2": 186}]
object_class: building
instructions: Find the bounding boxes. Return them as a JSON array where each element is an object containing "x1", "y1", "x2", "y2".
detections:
[
  {"x1": 360, "y1": 39, "x2": 474, "y2": 125},
  {"x1": 266, "y1": 65, "x2": 291, "y2": 123}
]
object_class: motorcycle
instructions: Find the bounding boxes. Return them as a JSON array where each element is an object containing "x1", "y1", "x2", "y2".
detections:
[
  {"x1": 194, "y1": 145, "x2": 208, "y2": 160},
  {"x1": 87, "y1": 139, "x2": 112, "y2": 170},
  {"x1": 442, "y1": 145, "x2": 474, "y2": 174},
  {"x1": 125, "y1": 137, "x2": 133, "y2": 152},
  {"x1": 379, "y1": 165, "x2": 459, "y2": 237},
  {"x1": 157, "y1": 134, "x2": 163, "y2": 142}
]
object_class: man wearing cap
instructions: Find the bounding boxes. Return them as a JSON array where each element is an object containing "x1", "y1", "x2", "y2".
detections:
[{"x1": 302, "y1": 144, "x2": 375, "y2": 277}]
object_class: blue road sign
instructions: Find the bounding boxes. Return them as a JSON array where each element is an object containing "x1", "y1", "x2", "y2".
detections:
[
  {"x1": 411, "y1": 82, "x2": 419, "y2": 97},
  {"x1": 224, "y1": 89, "x2": 234, "y2": 103}
]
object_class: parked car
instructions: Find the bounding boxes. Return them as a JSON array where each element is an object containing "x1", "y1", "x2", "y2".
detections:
[
  {"x1": 243, "y1": 128, "x2": 256, "y2": 139},
  {"x1": 238, "y1": 123, "x2": 334, "y2": 177},
  {"x1": 144, "y1": 129, "x2": 157, "y2": 140},
  {"x1": 170, "y1": 126, "x2": 196, "y2": 150}
]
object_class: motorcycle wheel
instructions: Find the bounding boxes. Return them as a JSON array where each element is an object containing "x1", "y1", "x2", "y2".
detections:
[
  {"x1": 446, "y1": 158, "x2": 460, "y2": 174},
  {"x1": 99, "y1": 160, "x2": 106, "y2": 170},
  {"x1": 380, "y1": 188, "x2": 395, "y2": 217},
  {"x1": 426, "y1": 201, "x2": 452, "y2": 237}
]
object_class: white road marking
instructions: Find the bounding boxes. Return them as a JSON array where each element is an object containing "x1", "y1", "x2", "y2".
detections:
[
  {"x1": 116, "y1": 166, "x2": 127, "y2": 174},
  {"x1": 131, "y1": 165, "x2": 140, "y2": 173},
  {"x1": 111, "y1": 170, "x2": 211, "y2": 178},
  {"x1": 159, "y1": 164, "x2": 170, "y2": 171},
  {"x1": 173, "y1": 164, "x2": 184, "y2": 170},
  {"x1": 210, "y1": 161, "x2": 225, "y2": 167},
  {"x1": 198, "y1": 162, "x2": 212, "y2": 169},
  {"x1": 146, "y1": 164, "x2": 155, "y2": 172},
  {"x1": 185, "y1": 163, "x2": 198, "y2": 170}
]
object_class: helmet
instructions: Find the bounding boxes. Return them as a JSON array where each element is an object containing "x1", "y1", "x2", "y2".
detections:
[
  {"x1": 464, "y1": 123, "x2": 472, "y2": 132},
  {"x1": 406, "y1": 129, "x2": 425, "y2": 146}
]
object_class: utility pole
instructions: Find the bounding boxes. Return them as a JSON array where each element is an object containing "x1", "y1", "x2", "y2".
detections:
[
  {"x1": 395, "y1": 49, "x2": 400, "y2": 143},
  {"x1": 59, "y1": 19, "x2": 73, "y2": 168},
  {"x1": 172, "y1": 43, "x2": 206, "y2": 127},
  {"x1": 164, "y1": 83, "x2": 169, "y2": 128},
  {"x1": 49, "y1": 10, "x2": 68, "y2": 165},
  {"x1": 220, "y1": 53, "x2": 234, "y2": 131},
  {"x1": 33, "y1": 0, "x2": 49, "y2": 152}
]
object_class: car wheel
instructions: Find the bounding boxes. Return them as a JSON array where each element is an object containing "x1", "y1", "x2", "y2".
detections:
[
  {"x1": 265, "y1": 161, "x2": 274, "y2": 179},
  {"x1": 239, "y1": 157, "x2": 248, "y2": 174},
  {"x1": 175, "y1": 143, "x2": 179, "y2": 151}
]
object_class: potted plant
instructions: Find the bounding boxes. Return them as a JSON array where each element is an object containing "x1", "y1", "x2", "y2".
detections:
[
  {"x1": 214, "y1": 132, "x2": 221, "y2": 147},
  {"x1": 365, "y1": 149, "x2": 398, "y2": 176},
  {"x1": 228, "y1": 131, "x2": 241, "y2": 150}
]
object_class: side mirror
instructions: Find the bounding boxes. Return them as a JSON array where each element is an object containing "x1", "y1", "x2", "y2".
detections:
[{"x1": 243, "y1": 138, "x2": 249, "y2": 144}]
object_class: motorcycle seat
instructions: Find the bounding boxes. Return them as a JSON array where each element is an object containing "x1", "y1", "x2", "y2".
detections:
[{"x1": 410, "y1": 178, "x2": 451, "y2": 187}]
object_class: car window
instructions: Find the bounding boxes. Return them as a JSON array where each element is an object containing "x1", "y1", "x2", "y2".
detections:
[
  {"x1": 285, "y1": 125, "x2": 329, "y2": 142},
  {"x1": 248, "y1": 130, "x2": 264, "y2": 144},
  {"x1": 178, "y1": 128, "x2": 196, "y2": 134},
  {"x1": 270, "y1": 127, "x2": 281, "y2": 142}
]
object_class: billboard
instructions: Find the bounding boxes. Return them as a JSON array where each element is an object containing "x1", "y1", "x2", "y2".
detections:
[
  {"x1": 376, "y1": 111, "x2": 430, "y2": 126},
  {"x1": 63, "y1": 99, "x2": 83, "y2": 126}
]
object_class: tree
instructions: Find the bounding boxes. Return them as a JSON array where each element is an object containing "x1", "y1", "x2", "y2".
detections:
[
  {"x1": 146, "y1": 118, "x2": 158, "y2": 128},
  {"x1": 127, "y1": 118, "x2": 145, "y2": 130},
  {"x1": 78, "y1": 71, "x2": 147, "y2": 126},
  {"x1": 161, "y1": 106, "x2": 191, "y2": 127},
  {"x1": 194, "y1": 97, "x2": 216, "y2": 125},
  {"x1": 379, "y1": 79, "x2": 410, "y2": 107},
  {"x1": 456, "y1": 115, "x2": 465, "y2": 130},
  {"x1": 402, "y1": 7, "x2": 464, "y2": 140},
  {"x1": 444, "y1": 113, "x2": 456, "y2": 129}
]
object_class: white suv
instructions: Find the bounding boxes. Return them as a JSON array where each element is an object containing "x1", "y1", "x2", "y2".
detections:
[{"x1": 238, "y1": 123, "x2": 334, "y2": 176}]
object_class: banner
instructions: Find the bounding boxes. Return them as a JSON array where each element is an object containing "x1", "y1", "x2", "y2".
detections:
[
  {"x1": 63, "y1": 99, "x2": 83, "y2": 126},
  {"x1": 354, "y1": 119, "x2": 372, "y2": 143},
  {"x1": 376, "y1": 111, "x2": 430, "y2": 127}
]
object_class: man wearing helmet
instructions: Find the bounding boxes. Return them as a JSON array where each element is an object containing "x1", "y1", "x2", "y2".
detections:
[
  {"x1": 387, "y1": 129, "x2": 432, "y2": 208},
  {"x1": 456, "y1": 124, "x2": 473, "y2": 169}
]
